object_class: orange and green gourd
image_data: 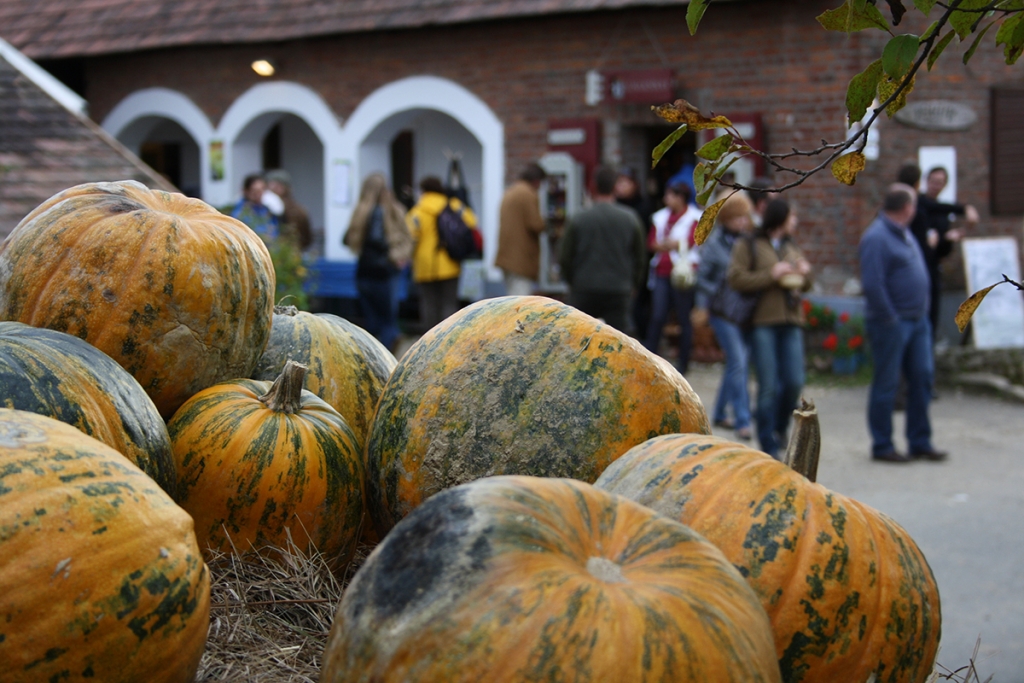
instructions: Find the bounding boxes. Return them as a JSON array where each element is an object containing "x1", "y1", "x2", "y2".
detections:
[
  {"x1": 0, "y1": 320, "x2": 177, "y2": 497},
  {"x1": 168, "y1": 361, "x2": 364, "y2": 569},
  {"x1": 0, "y1": 180, "x2": 276, "y2": 419},
  {"x1": 364, "y1": 295, "x2": 710, "y2": 537},
  {"x1": 0, "y1": 409, "x2": 210, "y2": 683},
  {"x1": 595, "y1": 433, "x2": 941, "y2": 683},
  {"x1": 321, "y1": 475, "x2": 782, "y2": 683}
]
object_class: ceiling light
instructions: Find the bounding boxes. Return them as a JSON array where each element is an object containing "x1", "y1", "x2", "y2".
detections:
[{"x1": 251, "y1": 59, "x2": 276, "y2": 77}]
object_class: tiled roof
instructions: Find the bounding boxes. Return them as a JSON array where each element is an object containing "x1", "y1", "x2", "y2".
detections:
[
  {"x1": 0, "y1": 0, "x2": 686, "y2": 59},
  {"x1": 0, "y1": 47, "x2": 176, "y2": 237}
]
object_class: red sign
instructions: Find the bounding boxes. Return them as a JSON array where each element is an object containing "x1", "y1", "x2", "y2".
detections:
[{"x1": 604, "y1": 69, "x2": 676, "y2": 104}]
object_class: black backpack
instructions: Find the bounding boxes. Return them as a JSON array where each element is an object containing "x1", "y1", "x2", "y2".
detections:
[{"x1": 436, "y1": 203, "x2": 479, "y2": 262}]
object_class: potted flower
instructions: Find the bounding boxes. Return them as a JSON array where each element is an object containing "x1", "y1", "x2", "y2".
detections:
[{"x1": 823, "y1": 311, "x2": 866, "y2": 374}]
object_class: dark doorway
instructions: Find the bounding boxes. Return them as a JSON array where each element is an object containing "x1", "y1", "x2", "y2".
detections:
[
  {"x1": 391, "y1": 130, "x2": 415, "y2": 209},
  {"x1": 140, "y1": 141, "x2": 182, "y2": 189},
  {"x1": 646, "y1": 125, "x2": 697, "y2": 205},
  {"x1": 262, "y1": 122, "x2": 282, "y2": 170}
]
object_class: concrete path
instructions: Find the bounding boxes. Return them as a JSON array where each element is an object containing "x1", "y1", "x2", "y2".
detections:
[{"x1": 682, "y1": 363, "x2": 1024, "y2": 682}]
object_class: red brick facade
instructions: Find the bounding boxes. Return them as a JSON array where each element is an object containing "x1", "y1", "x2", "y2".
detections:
[{"x1": 70, "y1": 0, "x2": 1024, "y2": 287}]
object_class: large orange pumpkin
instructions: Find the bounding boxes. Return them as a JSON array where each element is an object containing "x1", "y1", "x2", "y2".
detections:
[
  {"x1": 364, "y1": 295, "x2": 710, "y2": 537},
  {"x1": 251, "y1": 305, "x2": 396, "y2": 451},
  {"x1": 0, "y1": 409, "x2": 210, "y2": 683},
  {"x1": 168, "y1": 361, "x2": 364, "y2": 567},
  {"x1": 321, "y1": 475, "x2": 781, "y2": 682},
  {"x1": 0, "y1": 180, "x2": 275, "y2": 418},
  {"x1": 0, "y1": 320, "x2": 177, "y2": 496},
  {"x1": 594, "y1": 434, "x2": 941, "y2": 683}
]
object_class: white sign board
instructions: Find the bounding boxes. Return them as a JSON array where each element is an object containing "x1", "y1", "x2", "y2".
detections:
[{"x1": 962, "y1": 237, "x2": 1024, "y2": 349}]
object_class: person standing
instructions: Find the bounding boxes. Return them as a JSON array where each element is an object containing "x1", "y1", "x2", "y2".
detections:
[
  {"x1": 558, "y1": 165, "x2": 647, "y2": 332},
  {"x1": 406, "y1": 176, "x2": 478, "y2": 331},
  {"x1": 729, "y1": 198, "x2": 812, "y2": 458},
  {"x1": 230, "y1": 173, "x2": 278, "y2": 244},
  {"x1": 495, "y1": 163, "x2": 547, "y2": 296},
  {"x1": 343, "y1": 174, "x2": 413, "y2": 352},
  {"x1": 859, "y1": 183, "x2": 948, "y2": 463},
  {"x1": 692, "y1": 192, "x2": 756, "y2": 440},
  {"x1": 643, "y1": 181, "x2": 702, "y2": 373},
  {"x1": 266, "y1": 169, "x2": 314, "y2": 253}
]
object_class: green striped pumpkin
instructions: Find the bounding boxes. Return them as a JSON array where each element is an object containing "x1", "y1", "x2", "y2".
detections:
[
  {"x1": 0, "y1": 409, "x2": 210, "y2": 683},
  {"x1": 168, "y1": 361, "x2": 364, "y2": 568},
  {"x1": 594, "y1": 434, "x2": 941, "y2": 683},
  {"x1": 0, "y1": 321, "x2": 176, "y2": 497},
  {"x1": 322, "y1": 475, "x2": 781, "y2": 682},
  {"x1": 251, "y1": 305, "x2": 396, "y2": 451},
  {"x1": 364, "y1": 295, "x2": 710, "y2": 538}
]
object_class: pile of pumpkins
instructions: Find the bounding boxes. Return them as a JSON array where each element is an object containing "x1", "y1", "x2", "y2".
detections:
[{"x1": 0, "y1": 181, "x2": 939, "y2": 683}]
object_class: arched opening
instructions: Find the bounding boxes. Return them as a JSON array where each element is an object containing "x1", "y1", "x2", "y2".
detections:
[
  {"x1": 231, "y1": 112, "x2": 325, "y2": 246},
  {"x1": 116, "y1": 116, "x2": 201, "y2": 197}
]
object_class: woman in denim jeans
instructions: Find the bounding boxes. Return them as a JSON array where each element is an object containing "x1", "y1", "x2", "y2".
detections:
[
  {"x1": 728, "y1": 198, "x2": 813, "y2": 458},
  {"x1": 692, "y1": 192, "x2": 755, "y2": 440}
]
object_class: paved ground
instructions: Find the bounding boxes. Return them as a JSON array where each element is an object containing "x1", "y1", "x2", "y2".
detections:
[{"x1": 681, "y1": 363, "x2": 1024, "y2": 682}]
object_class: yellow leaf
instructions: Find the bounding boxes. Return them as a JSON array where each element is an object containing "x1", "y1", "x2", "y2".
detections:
[
  {"x1": 877, "y1": 74, "x2": 915, "y2": 117},
  {"x1": 955, "y1": 281, "x2": 1004, "y2": 332},
  {"x1": 651, "y1": 99, "x2": 733, "y2": 131},
  {"x1": 831, "y1": 152, "x2": 867, "y2": 186},
  {"x1": 694, "y1": 195, "x2": 730, "y2": 245}
]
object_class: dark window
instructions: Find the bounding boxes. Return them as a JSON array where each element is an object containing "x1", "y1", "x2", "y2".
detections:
[
  {"x1": 391, "y1": 130, "x2": 415, "y2": 209},
  {"x1": 991, "y1": 86, "x2": 1024, "y2": 215}
]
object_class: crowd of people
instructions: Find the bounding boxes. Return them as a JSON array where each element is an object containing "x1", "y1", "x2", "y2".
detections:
[{"x1": 230, "y1": 153, "x2": 966, "y2": 463}]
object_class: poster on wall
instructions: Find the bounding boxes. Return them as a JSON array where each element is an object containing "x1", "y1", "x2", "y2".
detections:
[
  {"x1": 209, "y1": 140, "x2": 224, "y2": 181},
  {"x1": 962, "y1": 237, "x2": 1024, "y2": 349}
]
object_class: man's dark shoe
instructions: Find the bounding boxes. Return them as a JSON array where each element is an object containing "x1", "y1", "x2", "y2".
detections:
[
  {"x1": 872, "y1": 450, "x2": 913, "y2": 463},
  {"x1": 911, "y1": 447, "x2": 948, "y2": 461}
]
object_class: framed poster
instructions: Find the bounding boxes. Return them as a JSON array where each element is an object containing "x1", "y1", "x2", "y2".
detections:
[{"x1": 962, "y1": 237, "x2": 1024, "y2": 349}]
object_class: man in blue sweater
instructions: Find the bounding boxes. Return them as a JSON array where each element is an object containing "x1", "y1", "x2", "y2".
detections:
[{"x1": 859, "y1": 184, "x2": 948, "y2": 463}]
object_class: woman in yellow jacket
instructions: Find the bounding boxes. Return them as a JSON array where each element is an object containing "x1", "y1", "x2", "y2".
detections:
[{"x1": 406, "y1": 176, "x2": 479, "y2": 331}]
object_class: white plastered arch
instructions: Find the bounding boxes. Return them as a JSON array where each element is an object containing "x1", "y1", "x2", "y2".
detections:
[{"x1": 333, "y1": 75, "x2": 505, "y2": 265}]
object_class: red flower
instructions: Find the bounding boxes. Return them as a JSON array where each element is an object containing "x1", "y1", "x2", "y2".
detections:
[
  {"x1": 848, "y1": 335, "x2": 863, "y2": 350},
  {"x1": 822, "y1": 333, "x2": 838, "y2": 351},
  {"x1": 839, "y1": 311, "x2": 850, "y2": 323},
  {"x1": 802, "y1": 300, "x2": 812, "y2": 315}
]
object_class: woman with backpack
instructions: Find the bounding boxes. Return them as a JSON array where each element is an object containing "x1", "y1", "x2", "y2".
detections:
[
  {"x1": 343, "y1": 173, "x2": 413, "y2": 353},
  {"x1": 406, "y1": 176, "x2": 479, "y2": 331}
]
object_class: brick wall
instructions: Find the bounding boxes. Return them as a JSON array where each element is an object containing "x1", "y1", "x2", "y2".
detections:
[{"x1": 80, "y1": 0, "x2": 1023, "y2": 287}]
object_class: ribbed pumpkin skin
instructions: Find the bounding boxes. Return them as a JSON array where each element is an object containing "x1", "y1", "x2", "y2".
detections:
[
  {"x1": 0, "y1": 180, "x2": 275, "y2": 419},
  {"x1": 594, "y1": 434, "x2": 941, "y2": 683},
  {"x1": 0, "y1": 409, "x2": 210, "y2": 683},
  {"x1": 365, "y1": 295, "x2": 710, "y2": 537},
  {"x1": 251, "y1": 306, "x2": 396, "y2": 450},
  {"x1": 322, "y1": 475, "x2": 781, "y2": 683},
  {"x1": 167, "y1": 377, "x2": 364, "y2": 566},
  {"x1": 0, "y1": 321, "x2": 176, "y2": 496}
]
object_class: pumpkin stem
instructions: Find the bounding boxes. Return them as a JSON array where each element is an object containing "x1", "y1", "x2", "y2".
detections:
[
  {"x1": 259, "y1": 360, "x2": 307, "y2": 414},
  {"x1": 783, "y1": 398, "x2": 820, "y2": 482}
]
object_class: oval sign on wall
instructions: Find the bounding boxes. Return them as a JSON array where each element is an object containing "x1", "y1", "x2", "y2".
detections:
[{"x1": 894, "y1": 100, "x2": 978, "y2": 131}]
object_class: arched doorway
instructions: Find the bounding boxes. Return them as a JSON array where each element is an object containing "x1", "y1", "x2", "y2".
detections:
[{"x1": 117, "y1": 117, "x2": 202, "y2": 196}]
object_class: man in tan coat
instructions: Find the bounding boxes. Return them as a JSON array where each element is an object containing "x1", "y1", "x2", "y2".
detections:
[{"x1": 495, "y1": 163, "x2": 547, "y2": 295}]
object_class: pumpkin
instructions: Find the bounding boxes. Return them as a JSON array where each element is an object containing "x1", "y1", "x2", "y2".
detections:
[
  {"x1": 168, "y1": 361, "x2": 364, "y2": 567},
  {"x1": 0, "y1": 408, "x2": 210, "y2": 683},
  {"x1": 251, "y1": 305, "x2": 396, "y2": 451},
  {"x1": 0, "y1": 180, "x2": 276, "y2": 419},
  {"x1": 594, "y1": 433, "x2": 941, "y2": 683},
  {"x1": 321, "y1": 475, "x2": 781, "y2": 683},
  {"x1": 364, "y1": 295, "x2": 710, "y2": 537},
  {"x1": 0, "y1": 320, "x2": 176, "y2": 496}
]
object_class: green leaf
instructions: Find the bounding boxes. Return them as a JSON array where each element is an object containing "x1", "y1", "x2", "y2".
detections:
[
  {"x1": 845, "y1": 59, "x2": 884, "y2": 125},
  {"x1": 651, "y1": 124, "x2": 688, "y2": 169},
  {"x1": 920, "y1": 20, "x2": 939, "y2": 40},
  {"x1": 696, "y1": 134, "x2": 734, "y2": 161},
  {"x1": 956, "y1": 281, "x2": 1006, "y2": 332},
  {"x1": 694, "y1": 195, "x2": 730, "y2": 245},
  {"x1": 995, "y1": 0, "x2": 1024, "y2": 8},
  {"x1": 693, "y1": 162, "x2": 709, "y2": 196},
  {"x1": 927, "y1": 29, "x2": 957, "y2": 70},
  {"x1": 996, "y1": 13, "x2": 1024, "y2": 65},
  {"x1": 913, "y1": 0, "x2": 936, "y2": 13},
  {"x1": 832, "y1": 152, "x2": 867, "y2": 185},
  {"x1": 963, "y1": 20, "x2": 997, "y2": 64},
  {"x1": 949, "y1": 0, "x2": 990, "y2": 39},
  {"x1": 696, "y1": 182, "x2": 718, "y2": 208},
  {"x1": 882, "y1": 34, "x2": 920, "y2": 79},
  {"x1": 686, "y1": 0, "x2": 710, "y2": 36},
  {"x1": 817, "y1": 0, "x2": 890, "y2": 32}
]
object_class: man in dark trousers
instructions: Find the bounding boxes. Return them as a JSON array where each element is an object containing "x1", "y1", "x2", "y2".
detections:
[
  {"x1": 558, "y1": 165, "x2": 647, "y2": 332},
  {"x1": 859, "y1": 183, "x2": 948, "y2": 463}
]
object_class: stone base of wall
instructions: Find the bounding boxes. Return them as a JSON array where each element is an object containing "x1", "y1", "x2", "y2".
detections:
[{"x1": 935, "y1": 346, "x2": 1024, "y2": 402}]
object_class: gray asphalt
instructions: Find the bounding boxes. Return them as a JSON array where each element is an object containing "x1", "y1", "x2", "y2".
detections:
[{"x1": 681, "y1": 363, "x2": 1024, "y2": 682}]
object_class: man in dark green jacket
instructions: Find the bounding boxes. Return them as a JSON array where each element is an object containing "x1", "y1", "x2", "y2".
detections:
[{"x1": 559, "y1": 166, "x2": 647, "y2": 332}]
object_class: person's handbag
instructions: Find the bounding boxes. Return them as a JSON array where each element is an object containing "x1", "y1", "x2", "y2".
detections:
[
  {"x1": 709, "y1": 236, "x2": 758, "y2": 329},
  {"x1": 670, "y1": 249, "x2": 697, "y2": 290}
]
